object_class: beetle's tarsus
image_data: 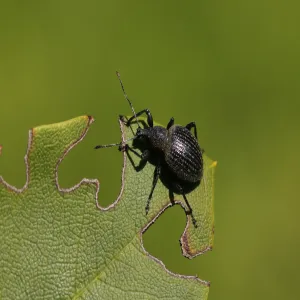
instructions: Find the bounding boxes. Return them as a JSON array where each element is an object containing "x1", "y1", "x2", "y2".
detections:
[
  {"x1": 119, "y1": 115, "x2": 129, "y2": 126},
  {"x1": 145, "y1": 204, "x2": 150, "y2": 215},
  {"x1": 192, "y1": 217, "x2": 198, "y2": 228},
  {"x1": 118, "y1": 144, "x2": 127, "y2": 152}
]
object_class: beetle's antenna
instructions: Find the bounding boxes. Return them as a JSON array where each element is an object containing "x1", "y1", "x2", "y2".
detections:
[
  {"x1": 94, "y1": 136, "x2": 136, "y2": 149},
  {"x1": 116, "y1": 71, "x2": 141, "y2": 128}
]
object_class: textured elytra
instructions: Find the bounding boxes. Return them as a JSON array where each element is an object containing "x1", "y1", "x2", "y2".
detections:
[
  {"x1": 166, "y1": 125, "x2": 203, "y2": 182},
  {"x1": 0, "y1": 116, "x2": 216, "y2": 299}
]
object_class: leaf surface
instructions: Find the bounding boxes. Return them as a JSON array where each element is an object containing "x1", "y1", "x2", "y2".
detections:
[{"x1": 0, "y1": 116, "x2": 216, "y2": 299}]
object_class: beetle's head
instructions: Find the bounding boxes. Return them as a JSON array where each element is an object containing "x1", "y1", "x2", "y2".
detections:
[{"x1": 135, "y1": 126, "x2": 150, "y2": 138}]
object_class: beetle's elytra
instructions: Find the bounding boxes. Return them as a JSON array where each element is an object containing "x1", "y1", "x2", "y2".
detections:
[{"x1": 95, "y1": 72, "x2": 204, "y2": 227}]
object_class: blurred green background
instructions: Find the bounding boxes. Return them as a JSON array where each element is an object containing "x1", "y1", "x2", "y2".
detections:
[{"x1": 0, "y1": 0, "x2": 299, "y2": 299}]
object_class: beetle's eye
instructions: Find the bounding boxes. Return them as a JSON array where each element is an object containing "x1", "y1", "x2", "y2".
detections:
[{"x1": 136, "y1": 128, "x2": 142, "y2": 136}]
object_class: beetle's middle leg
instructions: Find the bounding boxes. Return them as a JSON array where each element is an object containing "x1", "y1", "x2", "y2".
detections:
[
  {"x1": 167, "y1": 117, "x2": 174, "y2": 129},
  {"x1": 186, "y1": 121, "x2": 198, "y2": 140},
  {"x1": 145, "y1": 164, "x2": 161, "y2": 215}
]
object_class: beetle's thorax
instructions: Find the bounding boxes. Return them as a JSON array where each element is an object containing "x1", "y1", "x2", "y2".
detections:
[{"x1": 137, "y1": 126, "x2": 168, "y2": 152}]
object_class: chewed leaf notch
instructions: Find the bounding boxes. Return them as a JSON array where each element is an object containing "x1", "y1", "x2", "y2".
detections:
[{"x1": 0, "y1": 116, "x2": 216, "y2": 300}]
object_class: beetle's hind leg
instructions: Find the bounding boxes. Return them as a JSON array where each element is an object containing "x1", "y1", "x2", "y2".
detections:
[{"x1": 177, "y1": 185, "x2": 198, "y2": 228}]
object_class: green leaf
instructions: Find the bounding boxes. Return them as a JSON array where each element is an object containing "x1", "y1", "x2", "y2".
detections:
[{"x1": 0, "y1": 116, "x2": 216, "y2": 299}]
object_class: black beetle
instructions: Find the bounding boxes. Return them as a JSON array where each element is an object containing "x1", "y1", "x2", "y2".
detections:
[{"x1": 95, "y1": 72, "x2": 203, "y2": 227}]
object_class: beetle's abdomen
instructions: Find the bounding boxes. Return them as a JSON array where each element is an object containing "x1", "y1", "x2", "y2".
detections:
[{"x1": 165, "y1": 126, "x2": 203, "y2": 183}]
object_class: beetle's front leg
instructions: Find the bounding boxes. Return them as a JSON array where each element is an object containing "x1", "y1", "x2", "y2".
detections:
[
  {"x1": 123, "y1": 145, "x2": 149, "y2": 172},
  {"x1": 126, "y1": 109, "x2": 154, "y2": 128}
]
